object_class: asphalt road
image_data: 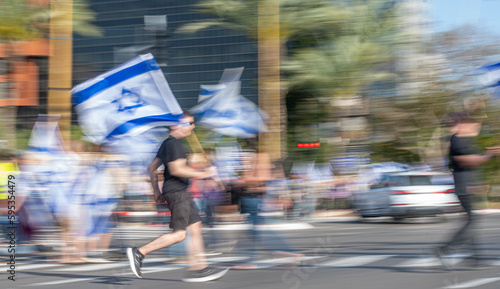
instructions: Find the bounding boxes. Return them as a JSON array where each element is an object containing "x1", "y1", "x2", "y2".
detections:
[{"x1": 3, "y1": 213, "x2": 500, "y2": 289}]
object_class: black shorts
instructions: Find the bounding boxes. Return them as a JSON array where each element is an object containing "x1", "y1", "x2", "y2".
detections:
[{"x1": 163, "y1": 190, "x2": 202, "y2": 231}]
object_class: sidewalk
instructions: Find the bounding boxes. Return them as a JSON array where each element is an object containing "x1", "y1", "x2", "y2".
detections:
[{"x1": 312, "y1": 210, "x2": 357, "y2": 219}]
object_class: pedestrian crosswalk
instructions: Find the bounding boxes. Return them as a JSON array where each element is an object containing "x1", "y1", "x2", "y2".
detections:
[
  {"x1": 4, "y1": 253, "x2": 500, "y2": 287},
  {"x1": 3, "y1": 253, "x2": 493, "y2": 273}
]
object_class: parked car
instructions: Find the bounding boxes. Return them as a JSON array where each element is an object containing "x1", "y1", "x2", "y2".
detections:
[{"x1": 354, "y1": 171, "x2": 461, "y2": 220}]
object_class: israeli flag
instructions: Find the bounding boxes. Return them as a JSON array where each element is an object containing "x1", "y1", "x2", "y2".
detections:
[
  {"x1": 71, "y1": 53, "x2": 184, "y2": 144},
  {"x1": 190, "y1": 67, "x2": 267, "y2": 138}
]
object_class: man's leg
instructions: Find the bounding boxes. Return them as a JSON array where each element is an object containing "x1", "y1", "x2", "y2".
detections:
[
  {"x1": 435, "y1": 194, "x2": 476, "y2": 270},
  {"x1": 127, "y1": 230, "x2": 187, "y2": 278},
  {"x1": 186, "y1": 221, "x2": 208, "y2": 270},
  {"x1": 139, "y1": 230, "x2": 187, "y2": 255},
  {"x1": 181, "y1": 203, "x2": 229, "y2": 282},
  {"x1": 444, "y1": 194, "x2": 474, "y2": 250}
]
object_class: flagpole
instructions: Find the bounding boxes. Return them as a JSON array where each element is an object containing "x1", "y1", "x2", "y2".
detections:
[{"x1": 186, "y1": 132, "x2": 226, "y2": 190}]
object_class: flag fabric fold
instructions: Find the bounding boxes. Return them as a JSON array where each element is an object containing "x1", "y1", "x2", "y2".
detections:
[
  {"x1": 477, "y1": 62, "x2": 500, "y2": 87},
  {"x1": 28, "y1": 115, "x2": 65, "y2": 153},
  {"x1": 190, "y1": 67, "x2": 267, "y2": 138},
  {"x1": 71, "y1": 53, "x2": 184, "y2": 144}
]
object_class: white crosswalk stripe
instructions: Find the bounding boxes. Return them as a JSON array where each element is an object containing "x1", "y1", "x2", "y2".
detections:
[
  {"x1": 397, "y1": 253, "x2": 471, "y2": 268},
  {"x1": 236, "y1": 256, "x2": 323, "y2": 269},
  {"x1": 57, "y1": 257, "x2": 175, "y2": 272},
  {"x1": 397, "y1": 256, "x2": 442, "y2": 267},
  {"x1": 441, "y1": 253, "x2": 472, "y2": 267},
  {"x1": 17, "y1": 263, "x2": 64, "y2": 270},
  {"x1": 316, "y1": 255, "x2": 395, "y2": 267},
  {"x1": 442, "y1": 277, "x2": 500, "y2": 289},
  {"x1": 139, "y1": 256, "x2": 248, "y2": 274},
  {"x1": 26, "y1": 277, "x2": 107, "y2": 286}
]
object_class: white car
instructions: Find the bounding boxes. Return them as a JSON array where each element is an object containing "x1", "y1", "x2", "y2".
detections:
[{"x1": 354, "y1": 171, "x2": 461, "y2": 220}]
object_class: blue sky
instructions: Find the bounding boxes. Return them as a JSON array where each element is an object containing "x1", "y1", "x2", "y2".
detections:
[{"x1": 431, "y1": 0, "x2": 500, "y2": 33}]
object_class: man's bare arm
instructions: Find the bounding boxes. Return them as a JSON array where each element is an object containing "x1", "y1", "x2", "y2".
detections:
[
  {"x1": 453, "y1": 154, "x2": 492, "y2": 168},
  {"x1": 168, "y1": 158, "x2": 215, "y2": 179},
  {"x1": 149, "y1": 157, "x2": 163, "y2": 196}
]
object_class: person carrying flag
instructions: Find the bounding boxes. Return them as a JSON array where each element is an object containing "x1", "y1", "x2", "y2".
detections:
[{"x1": 127, "y1": 114, "x2": 229, "y2": 282}]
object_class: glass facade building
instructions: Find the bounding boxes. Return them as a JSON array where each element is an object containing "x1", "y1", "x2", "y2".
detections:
[{"x1": 73, "y1": 0, "x2": 259, "y2": 111}]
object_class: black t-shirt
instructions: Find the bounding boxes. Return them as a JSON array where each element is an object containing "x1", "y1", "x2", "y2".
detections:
[
  {"x1": 156, "y1": 136, "x2": 189, "y2": 194},
  {"x1": 449, "y1": 134, "x2": 481, "y2": 195}
]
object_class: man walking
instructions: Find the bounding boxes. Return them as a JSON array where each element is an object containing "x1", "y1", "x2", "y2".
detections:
[
  {"x1": 435, "y1": 110, "x2": 500, "y2": 269},
  {"x1": 127, "y1": 115, "x2": 229, "y2": 282}
]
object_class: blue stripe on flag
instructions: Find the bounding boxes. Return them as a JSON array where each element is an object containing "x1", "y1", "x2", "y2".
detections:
[
  {"x1": 200, "y1": 87, "x2": 224, "y2": 96},
  {"x1": 105, "y1": 113, "x2": 184, "y2": 141},
  {"x1": 28, "y1": 146, "x2": 55, "y2": 153},
  {"x1": 72, "y1": 58, "x2": 161, "y2": 105},
  {"x1": 215, "y1": 125, "x2": 260, "y2": 135},
  {"x1": 480, "y1": 62, "x2": 500, "y2": 71}
]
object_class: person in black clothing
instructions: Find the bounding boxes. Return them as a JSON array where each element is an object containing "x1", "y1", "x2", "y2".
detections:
[
  {"x1": 127, "y1": 115, "x2": 229, "y2": 282},
  {"x1": 435, "y1": 111, "x2": 500, "y2": 269}
]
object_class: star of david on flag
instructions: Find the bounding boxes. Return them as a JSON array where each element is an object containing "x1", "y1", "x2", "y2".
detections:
[
  {"x1": 112, "y1": 88, "x2": 147, "y2": 113},
  {"x1": 71, "y1": 53, "x2": 184, "y2": 144}
]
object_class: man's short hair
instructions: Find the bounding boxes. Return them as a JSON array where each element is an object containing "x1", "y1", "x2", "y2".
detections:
[
  {"x1": 168, "y1": 111, "x2": 193, "y2": 130},
  {"x1": 444, "y1": 110, "x2": 481, "y2": 127}
]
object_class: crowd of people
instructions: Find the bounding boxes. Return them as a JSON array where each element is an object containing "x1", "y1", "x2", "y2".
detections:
[
  {"x1": 0, "y1": 123, "x2": 350, "y2": 277},
  {"x1": 3, "y1": 108, "x2": 496, "y2": 282}
]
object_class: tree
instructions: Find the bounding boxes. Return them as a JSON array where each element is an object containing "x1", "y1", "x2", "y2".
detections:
[
  {"x1": 283, "y1": 0, "x2": 403, "y2": 163},
  {"x1": 177, "y1": 0, "x2": 354, "y2": 161},
  {"x1": 0, "y1": 0, "x2": 101, "y2": 150},
  {"x1": 370, "y1": 25, "x2": 500, "y2": 168},
  {"x1": 0, "y1": 0, "x2": 102, "y2": 40}
]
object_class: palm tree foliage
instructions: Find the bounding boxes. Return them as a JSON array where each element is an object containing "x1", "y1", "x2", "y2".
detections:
[
  {"x1": 284, "y1": 0, "x2": 400, "y2": 95},
  {"x1": 0, "y1": 0, "x2": 102, "y2": 42},
  {"x1": 0, "y1": 0, "x2": 101, "y2": 151},
  {"x1": 178, "y1": 0, "x2": 352, "y2": 43},
  {"x1": 178, "y1": 0, "x2": 405, "y2": 162}
]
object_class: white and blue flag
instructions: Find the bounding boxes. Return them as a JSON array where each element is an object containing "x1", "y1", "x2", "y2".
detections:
[
  {"x1": 190, "y1": 67, "x2": 267, "y2": 138},
  {"x1": 71, "y1": 53, "x2": 184, "y2": 144}
]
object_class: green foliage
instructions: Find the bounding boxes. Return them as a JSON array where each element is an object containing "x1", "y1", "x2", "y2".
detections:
[
  {"x1": 178, "y1": 0, "x2": 350, "y2": 42},
  {"x1": 15, "y1": 128, "x2": 31, "y2": 150},
  {"x1": 69, "y1": 0, "x2": 103, "y2": 37},
  {"x1": 370, "y1": 141, "x2": 420, "y2": 164},
  {"x1": 0, "y1": 0, "x2": 42, "y2": 41},
  {"x1": 0, "y1": 1, "x2": 102, "y2": 153},
  {"x1": 177, "y1": 0, "x2": 500, "y2": 170},
  {"x1": 358, "y1": 24, "x2": 500, "y2": 168},
  {"x1": 177, "y1": 0, "x2": 258, "y2": 38},
  {"x1": 284, "y1": 0, "x2": 401, "y2": 163},
  {"x1": 0, "y1": 0, "x2": 102, "y2": 42},
  {"x1": 283, "y1": 0, "x2": 400, "y2": 94},
  {"x1": 477, "y1": 135, "x2": 500, "y2": 184}
]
